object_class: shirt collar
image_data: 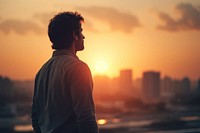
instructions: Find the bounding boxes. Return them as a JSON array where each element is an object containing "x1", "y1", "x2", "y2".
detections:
[{"x1": 52, "y1": 49, "x2": 79, "y2": 59}]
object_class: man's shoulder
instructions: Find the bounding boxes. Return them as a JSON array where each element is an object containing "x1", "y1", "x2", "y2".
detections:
[
  {"x1": 35, "y1": 56, "x2": 90, "y2": 77},
  {"x1": 71, "y1": 59, "x2": 90, "y2": 70}
]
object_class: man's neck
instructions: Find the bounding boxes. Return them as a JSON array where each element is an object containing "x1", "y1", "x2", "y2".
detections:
[{"x1": 68, "y1": 45, "x2": 77, "y2": 55}]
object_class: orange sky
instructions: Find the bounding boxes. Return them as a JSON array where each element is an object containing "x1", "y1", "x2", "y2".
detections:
[{"x1": 0, "y1": 0, "x2": 200, "y2": 80}]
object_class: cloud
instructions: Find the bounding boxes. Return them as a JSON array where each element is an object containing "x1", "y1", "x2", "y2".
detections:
[
  {"x1": 33, "y1": 12, "x2": 56, "y2": 25},
  {"x1": 78, "y1": 6, "x2": 141, "y2": 33},
  {"x1": 0, "y1": 19, "x2": 43, "y2": 35},
  {"x1": 157, "y1": 3, "x2": 200, "y2": 32},
  {"x1": 0, "y1": 8, "x2": 141, "y2": 35}
]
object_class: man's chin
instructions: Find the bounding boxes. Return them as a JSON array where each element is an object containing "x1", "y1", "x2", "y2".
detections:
[{"x1": 77, "y1": 47, "x2": 84, "y2": 51}]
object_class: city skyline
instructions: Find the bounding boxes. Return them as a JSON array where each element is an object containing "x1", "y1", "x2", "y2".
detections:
[
  {"x1": 0, "y1": 0, "x2": 200, "y2": 80},
  {"x1": 0, "y1": 67, "x2": 200, "y2": 81},
  {"x1": 1, "y1": 68, "x2": 199, "y2": 101}
]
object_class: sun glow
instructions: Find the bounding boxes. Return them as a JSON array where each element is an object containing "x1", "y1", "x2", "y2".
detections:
[{"x1": 95, "y1": 60, "x2": 108, "y2": 74}]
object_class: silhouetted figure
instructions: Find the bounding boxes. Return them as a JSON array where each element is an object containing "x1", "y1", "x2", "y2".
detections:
[{"x1": 31, "y1": 12, "x2": 98, "y2": 133}]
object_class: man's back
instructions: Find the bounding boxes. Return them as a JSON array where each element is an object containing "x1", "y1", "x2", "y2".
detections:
[{"x1": 31, "y1": 50, "x2": 98, "y2": 133}]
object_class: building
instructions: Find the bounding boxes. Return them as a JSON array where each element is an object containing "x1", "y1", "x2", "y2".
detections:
[
  {"x1": 181, "y1": 77, "x2": 190, "y2": 94},
  {"x1": 142, "y1": 71, "x2": 160, "y2": 101},
  {"x1": 0, "y1": 76, "x2": 13, "y2": 99},
  {"x1": 172, "y1": 77, "x2": 191, "y2": 96},
  {"x1": 119, "y1": 69, "x2": 133, "y2": 97},
  {"x1": 172, "y1": 79, "x2": 182, "y2": 95},
  {"x1": 161, "y1": 76, "x2": 174, "y2": 99}
]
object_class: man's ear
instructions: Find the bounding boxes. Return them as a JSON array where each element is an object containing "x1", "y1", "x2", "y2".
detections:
[{"x1": 73, "y1": 31, "x2": 78, "y2": 41}]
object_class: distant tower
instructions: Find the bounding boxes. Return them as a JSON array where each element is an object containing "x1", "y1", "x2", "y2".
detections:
[
  {"x1": 161, "y1": 76, "x2": 174, "y2": 99},
  {"x1": 119, "y1": 69, "x2": 133, "y2": 97},
  {"x1": 0, "y1": 76, "x2": 13, "y2": 99},
  {"x1": 172, "y1": 79, "x2": 182, "y2": 95},
  {"x1": 181, "y1": 77, "x2": 190, "y2": 94},
  {"x1": 142, "y1": 71, "x2": 160, "y2": 101}
]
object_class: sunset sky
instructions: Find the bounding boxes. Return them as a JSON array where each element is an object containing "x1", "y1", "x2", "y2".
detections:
[{"x1": 0, "y1": 0, "x2": 200, "y2": 80}]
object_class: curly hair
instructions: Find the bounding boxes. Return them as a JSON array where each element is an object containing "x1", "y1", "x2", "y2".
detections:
[{"x1": 48, "y1": 11, "x2": 84, "y2": 50}]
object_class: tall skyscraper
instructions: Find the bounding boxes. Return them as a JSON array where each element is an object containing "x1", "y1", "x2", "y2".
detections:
[
  {"x1": 142, "y1": 71, "x2": 160, "y2": 101},
  {"x1": 161, "y1": 76, "x2": 174, "y2": 99},
  {"x1": 172, "y1": 79, "x2": 182, "y2": 95},
  {"x1": 181, "y1": 77, "x2": 190, "y2": 94},
  {"x1": 119, "y1": 69, "x2": 133, "y2": 97},
  {"x1": 0, "y1": 76, "x2": 13, "y2": 97}
]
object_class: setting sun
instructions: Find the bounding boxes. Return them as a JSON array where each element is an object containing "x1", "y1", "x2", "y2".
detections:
[{"x1": 95, "y1": 60, "x2": 108, "y2": 74}]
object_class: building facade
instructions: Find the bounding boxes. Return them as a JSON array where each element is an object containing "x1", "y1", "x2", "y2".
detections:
[{"x1": 142, "y1": 71, "x2": 160, "y2": 101}]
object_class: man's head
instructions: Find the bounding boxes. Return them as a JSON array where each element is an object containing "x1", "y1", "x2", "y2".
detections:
[{"x1": 48, "y1": 11, "x2": 85, "y2": 51}]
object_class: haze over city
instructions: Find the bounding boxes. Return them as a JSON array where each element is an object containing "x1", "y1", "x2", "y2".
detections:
[{"x1": 0, "y1": 0, "x2": 200, "y2": 80}]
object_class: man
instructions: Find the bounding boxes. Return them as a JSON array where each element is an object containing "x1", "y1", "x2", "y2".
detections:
[{"x1": 31, "y1": 12, "x2": 98, "y2": 133}]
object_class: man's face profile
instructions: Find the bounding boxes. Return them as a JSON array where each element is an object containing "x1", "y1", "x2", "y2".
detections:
[{"x1": 75, "y1": 26, "x2": 85, "y2": 51}]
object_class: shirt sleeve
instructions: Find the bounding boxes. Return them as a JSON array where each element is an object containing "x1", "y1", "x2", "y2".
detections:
[
  {"x1": 70, "y1": 62, "x2": 99, "y2": 133},
  {"x1": 31, "y1": 74, "x2": 42, "y2": 133}
]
